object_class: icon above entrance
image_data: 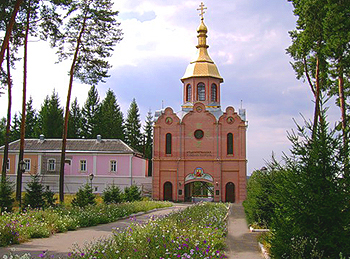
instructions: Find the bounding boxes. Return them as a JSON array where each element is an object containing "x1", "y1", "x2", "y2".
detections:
[{"x1": 185, "y1": 167, "x2": 213, "y2": 183}]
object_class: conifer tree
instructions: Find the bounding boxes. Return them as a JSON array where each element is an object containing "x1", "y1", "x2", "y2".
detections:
[
  {"x1": 125, "y1": 98, "x2": 142, "y2": 152},
  {"x1": 81, "y1": 86, "x2": 100, "y2": 139},
  {"x1": 56, "y1": 0, "x2": 123, "y2": 202},
  {"x1": 143, "y1": 110, "x2": 153, "y2": 176},
  {"x1": 24, "y1": 96, "x2": 37, "y2": 138},
  {"x1": 37, "y1": 91, "x2": 63, "y2": 138},
  {"x1": 67, "y1": 97, "x2": 82, "y2": 138},
  {"x1": 10, "y1": 113, "x2": 20, "y2": 142},
  {"x1": 24, "y1": 174, "x2": 45, "y2": 209},
  {"x1": 0, "y1": 118, "x2": 6, "y2": 147},
  {"x1": 98, "y1": 89, "x2": 124, "y2": 139}
]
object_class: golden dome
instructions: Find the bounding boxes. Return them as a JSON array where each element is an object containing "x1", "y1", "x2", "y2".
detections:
[{"x1": 181, "y1": 19, "x2": 223, "y2": 82}]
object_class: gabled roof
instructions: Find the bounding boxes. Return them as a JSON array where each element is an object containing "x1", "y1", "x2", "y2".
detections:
[{"x1": 0, "y1": 139, "x2": 139, "y2": 154}]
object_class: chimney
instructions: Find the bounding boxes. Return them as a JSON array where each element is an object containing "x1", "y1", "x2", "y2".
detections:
[
  {"x1": 39, "y1": 134, "x2": 45, "y2": 141},
  {"x1": 97, "y1": 135, "x2": 102, "y2": 142}
]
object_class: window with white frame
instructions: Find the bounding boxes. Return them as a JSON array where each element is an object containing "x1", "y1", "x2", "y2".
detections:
[
  {"x1": 80, "y1": 160, "x2": 87, "y2": 172},
  {"x1": 110, "y1": 160, "x2": 117, "y2": 172},
  {"x1": 24, "y1": 159, "x2": 31, "y2": 171},
  {"x1": 48, "y1": 159, "x2": 56, "y2": 171}
]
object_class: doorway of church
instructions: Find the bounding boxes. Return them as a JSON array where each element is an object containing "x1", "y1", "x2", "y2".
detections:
[
  {"x1": 184, "y1": 181, "x2": 214, "y2": 202},
  {"x1": 225, "y1": 182, "x2": 235, "y2": 203}
]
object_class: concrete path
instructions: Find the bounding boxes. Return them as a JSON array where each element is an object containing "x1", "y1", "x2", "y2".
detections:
[
  {"x1": 0, "y1": 204, "x2": 190, "y2": 258},
  {"x1": 225, "y1": 203, "x2": 262, "y2": 259}
]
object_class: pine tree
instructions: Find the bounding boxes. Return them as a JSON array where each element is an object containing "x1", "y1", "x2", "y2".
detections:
[
  {"x1": 99, "y1": 89, "x2": 124, "y2": 139},
  {"x1": 0, "y1": 118, "x2": 6, "y2": 146},
  {"x1": 81, "y1": 86, "x2": 100, "y2": 139},
  {"x1": 24, "y1": 96, "x2": 37, "y2": 138},
  {"x1": 37, "y1": 91, "x2": 64, "y2": 138},
  {"x1": 143, "y1": 109, "x2": 153, "y2": 176},
  {"x1": 24, "y1": 174, "x2": 45, "y2": 209},
  {"x1": 10, "y1": 113, "x2": 20, "y2": 142},
  {"x1": 125, "y1": 98, "x2": 142, "y2": 152},
  {"x1": 0, "y1": 177, "x2": 14, "y2": 213},
  {"x1": 68, "y1": 98, "x2": 82, "y2": 138}
]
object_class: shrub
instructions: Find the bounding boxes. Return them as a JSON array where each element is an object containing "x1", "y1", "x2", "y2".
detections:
[
  {"x1": 123, "y1": 185, "x2": 141, "y2": 202},
  {"x1": 102, "y1": 184, "x2": 122, "y2": 204},
  {"x1": 43, "y1": 189, "x2": 57, "y2": 207},
  {"x1": 23, "y1": 174, "x2": 45, "y2": 209},
  {"x1": 0, "y1": 177, "x2": 14, "y2": 213},
  {"x1": 71, "y1": 183, "x2": 96, "y2": 207}
]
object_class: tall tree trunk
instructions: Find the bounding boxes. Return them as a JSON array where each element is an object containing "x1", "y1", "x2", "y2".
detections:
[
  {"x1": 312, "y1": 57, "x2": 321, "y2": 138},
  {"x1": 59, "y1": 12, "x2": 88, "y2": 203},
  {"x1": 0, "y1": 0, "x2": 23, "y2": 69},
  {"x1": 1, "y1": 45, "x2": 12, "y2": 183},
  {"x1": 15, "y1": 4, "x2": 30, "y2": 206}
]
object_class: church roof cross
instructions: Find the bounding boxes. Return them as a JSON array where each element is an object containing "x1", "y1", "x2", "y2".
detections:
[{"x1": 197, "y1": 2, "x2": 207, "y2": 20}]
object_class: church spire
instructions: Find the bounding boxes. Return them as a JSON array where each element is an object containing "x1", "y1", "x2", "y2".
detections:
[{"x1": 181, "y1": 2, "x2": 223, "y2": 82}]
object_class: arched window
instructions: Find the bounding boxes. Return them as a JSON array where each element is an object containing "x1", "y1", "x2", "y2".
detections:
[
  {"x1": 197, "y1": 83, "x2": 205, "y2": 101},
  {"x1": 211, "y1": 84, "x2": 217, "y2": 102},
  {"x1": 186, "y1": 84, "x2": 192, "y2": 102},
  {"x1": 227, "y1": 133, "x2": 233, "y2": 155},
  {"x1": 166, "y1": 133, "x2": 172, "y2": 154}
]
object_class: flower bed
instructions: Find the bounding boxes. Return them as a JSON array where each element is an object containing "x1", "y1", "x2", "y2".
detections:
[
  {"x1": 0, "y1": 201, "x2": 171, "y2": 247},
  {"x1": 71, "y1": 202, "x2": 229, "y2": 259}
]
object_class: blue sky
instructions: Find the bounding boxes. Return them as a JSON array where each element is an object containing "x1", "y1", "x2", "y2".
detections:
[{"x1": 1, "y1": 0, "x2": 339, "y2": 174}]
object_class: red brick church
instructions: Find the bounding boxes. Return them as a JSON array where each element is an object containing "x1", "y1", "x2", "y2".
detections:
[{"x1": 152, "y1": 4, "x2": 247, "y2": 203}]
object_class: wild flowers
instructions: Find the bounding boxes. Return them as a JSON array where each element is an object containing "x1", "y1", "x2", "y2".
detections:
[
  {"x1": 0, "y1": 201, "x2": 171, "y2": 247},
  {"x1": 72, "y1": 202, "x2": 229, "y2": 259}
]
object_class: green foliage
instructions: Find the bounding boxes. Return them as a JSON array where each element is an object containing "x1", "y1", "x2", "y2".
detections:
[
  {"x1": 71, "y1": 183, "x2": 96, "y2": 207},
  {"x1": 81, "y1": 86, "x2": 100, "y2": 139},
  {"x1": 43, "y1": 189, "x2": 57, "y2": 207},
  {"x1": 67, "y1": 97, "x2": 82, "y2": 138},
  {"x1": 24, "y1": 97, "x2": 38, "y2": 138},
  {"x1": 243, "y1": 167, "x2": 280, "y2": 228},
  {"x1": 0, "y1": 201, "x2": 171, "y2": 247},
  {"x1": 0, "y1": 117, "x2": 6, "y2": 146},
  {"x1": 125, "y1": 98, "x2": 142, "y2": 152},
  {"x1": 123, "y1": 185, "x2": 141, "y2": 202},
  {"x1": 72, "y1": 203, "x2": 228, "y2": 259},
  {"x1": 36, "y1": 91, "x2": 64, "y2": 138},
  {"x1": 143, "y1": 110, "x2": 153, "y2": 176},
  {"x1": 102, "y1": 184, "x2": 122, "y2": 204},
  {"x1": 0, "y1": 177, "x2": 14, "y2": 213},
  {"x1": 269, "y1": 111, "x2": 350, "y2": 258},
  {"x1": 24, "y1": 174, "x2": 45, "y2": 209},
  {"x1": 10, "y1": 113, "x2": 20, "y2": 142},
  {"x1": 98, "y1": 88, "x2": 124, "y2": 139}
]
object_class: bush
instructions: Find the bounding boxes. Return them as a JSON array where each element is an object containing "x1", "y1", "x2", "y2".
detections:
[
  {"x1": 123, "y1": 185, "x2": 141, "y2": 202},
  {"x1": 0, "y1": 177, "x2": 14, "y2": 213},
  {"x1": 43, "y1": 189, "x2": 57, "y2": 207},
  {"x1": 71, "y1": 183, "x2": 96, "y2": 207},
  {"x1": 24, "y1": 174, "x2": 45, "y2": 209},
  {"x1": 102, "y1": 184, "x2": 122, "y2": 204}
]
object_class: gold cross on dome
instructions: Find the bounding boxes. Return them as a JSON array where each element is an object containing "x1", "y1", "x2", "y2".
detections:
[{"x1": 197, "y1": 2, "x2": 207, "y2": 20}]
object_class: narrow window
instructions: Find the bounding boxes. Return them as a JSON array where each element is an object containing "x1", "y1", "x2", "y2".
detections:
[
  {"x1": 227, "y1": 133, "x2": 233, "y2": 155},
  {"x1": 48, "y1": 159, "x2": 56, "y2": 171},
  {"x1": 24, "y1": 159, "x2": 31, "y2": 171},
  {"x1": 166, "y1": 133, "x2": 172, "y2": 155},
  {"x1": 186, "y1": 84, "x2": 192, "y2": 102},
  {"x1": 211, "y1": 84, "x2": 217, "y2": 102},
  {"x1": 80, "y1": 160, "x2": 87, "y2": 172},
  {"x1": 110, "y1": 160, "x2": 117, "y2": 172},
  {"x1": 197, "y1": 83, "x2": 205, "y2": 101}
]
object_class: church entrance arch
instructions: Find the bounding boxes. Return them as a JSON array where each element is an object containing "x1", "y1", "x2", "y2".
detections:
[
  {"x1": 225, "y1": 182, "x2": 235, "y2": 203},
  {"x1": 184, "y1": 181, "x2": 214, "y2": 202},
  {"x1": 163, "y1": 182, "x2": 173, "y2": 201}
]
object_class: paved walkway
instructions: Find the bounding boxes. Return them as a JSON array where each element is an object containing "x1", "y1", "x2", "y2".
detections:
[
  {"x1": 0, "y1": 204, "x2": 190, "y2": 258},
  {"x1": 226, "y1": 203, "x2": 262, "y2": 259},
  {"x1": 0, "y1": 203, "x2": 262, "y2": 258}
]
